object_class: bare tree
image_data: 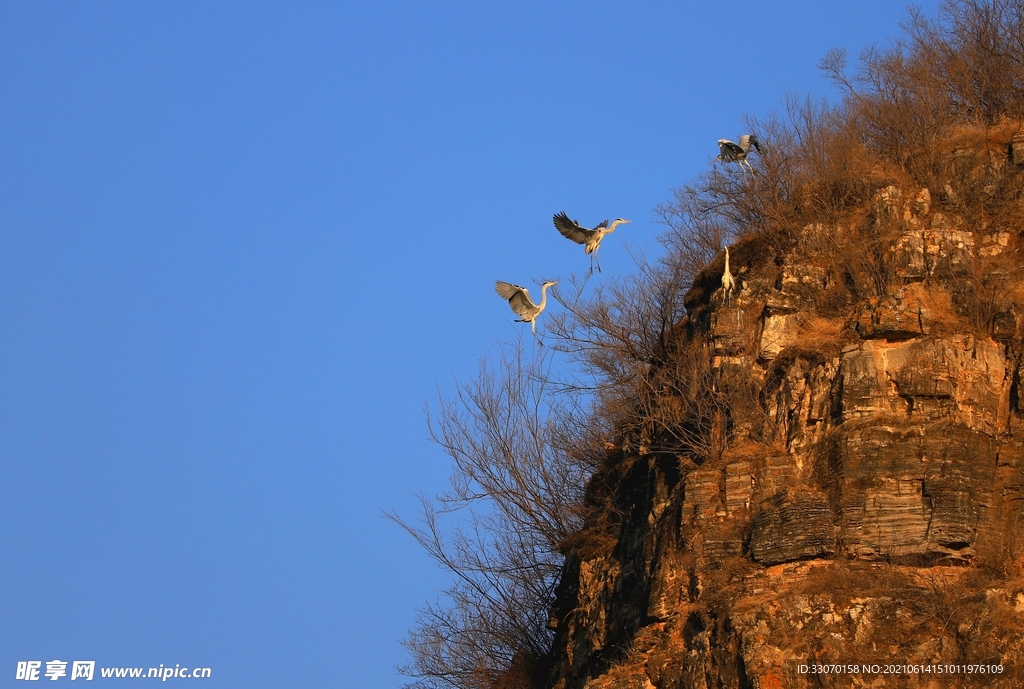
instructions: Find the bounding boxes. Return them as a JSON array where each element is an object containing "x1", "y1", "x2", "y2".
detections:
[
  {"x1": 822, "y1": 0, "x2": 1024, "y2": 179},
  {"x1": 392, "y1": 341, "x2": 602, "y2": 689}
]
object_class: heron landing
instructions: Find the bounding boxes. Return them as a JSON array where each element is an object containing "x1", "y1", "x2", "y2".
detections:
[
  {"x1": 495, "y1": 280, "x2": 558, "y2": 335},
  {"x1": 716, "y1": 134, "x2": 763, "y2": 180},
  {"x1": 553, "y1": 211, "x2": 630, "y2": 275}
]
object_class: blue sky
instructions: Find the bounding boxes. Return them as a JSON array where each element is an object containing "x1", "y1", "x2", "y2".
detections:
[{"x1": 0, "y1": 2, "x2": 940, "y2": 686}]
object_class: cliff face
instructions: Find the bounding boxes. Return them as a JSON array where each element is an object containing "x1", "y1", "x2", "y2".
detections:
[{"x1": 544, "y1": 178, "x2": 1024, "y2": 687}]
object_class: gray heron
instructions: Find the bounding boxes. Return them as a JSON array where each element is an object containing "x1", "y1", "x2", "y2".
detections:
[
  {"x1": 553, "y1": 211, "x2": 630, "y2": 275},
  {"x1": 716, "y1": 134, "x2": 763, "y2": 178},
  {"x1": 721, "y1": 246, "x2": 735, "y2": 305},
  {"x1": 495, "y1": 280, "x2": 558, "y2": 334}
]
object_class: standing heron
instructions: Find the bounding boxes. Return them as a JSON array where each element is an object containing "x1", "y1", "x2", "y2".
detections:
[
  {"x1": 716, "y1": 134, "x2": 763, "y2": 179},
  {"x1": 553, "y1": 211, "x2": 631, "y2": 275},
  {"x1": 721, "y1": 246, "x2": 735, "y2": 305},
  {"x1": 495, "y1": 280, "x2": 558, "y2": 334}
]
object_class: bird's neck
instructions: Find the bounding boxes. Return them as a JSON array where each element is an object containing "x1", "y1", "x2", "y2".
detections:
[
  {"x1": 539, "y1": 284, "x2": 550, "y2": 309},
  {"x1": 725, "y1": 248, "x2": 730, "y2": 271}
]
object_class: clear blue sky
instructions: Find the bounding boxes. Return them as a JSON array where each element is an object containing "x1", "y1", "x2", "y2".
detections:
[{"x1": 0, "y1": 2, "x2": 939, "y2": 686}]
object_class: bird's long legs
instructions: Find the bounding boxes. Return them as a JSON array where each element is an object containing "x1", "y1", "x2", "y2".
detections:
[{"x1": 530, "y1": 319, "x2": 545, "y2": 346}]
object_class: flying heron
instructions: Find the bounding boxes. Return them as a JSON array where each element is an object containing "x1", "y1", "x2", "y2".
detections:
[
  {"x1": 553, "y1": 211, "x2": 630, "y2": 275},
  {"x1": 721, "y1": 245, "x2": 735, "y2": 305},
  {"x1": 716, "y1": 134, "x2": 763, "y2": 179},
  {"x1": 495, "y1": 280, "x2": 558, "y2": 334}
]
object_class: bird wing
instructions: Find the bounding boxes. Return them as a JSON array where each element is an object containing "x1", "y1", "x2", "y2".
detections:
[
  {"x1": 495, "y1": 280, "x2": 523, "y2": 300},
  {"x1": 595, "y1": 220, "x2": 610, "y2": 230},
  {"x1": 717, "y1": 140, "x2": 743, "y2": 162},
  {"x1": 495, "y1": 281, "x2": 536, "y2": 318},
  {"x1": 553, "y1": 211, "x2": 594, "y2": 244}
]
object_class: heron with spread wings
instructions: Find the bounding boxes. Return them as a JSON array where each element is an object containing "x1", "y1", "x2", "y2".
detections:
[
  {"x1": 716, "y1": 134, "x2": 763, "y2": 179},
  {"x1": 495, "y1": 280, "x2": 558, "y2": 334},
  {"x1": 553, "y1": 211, "x2": 630, "y2": 275}
]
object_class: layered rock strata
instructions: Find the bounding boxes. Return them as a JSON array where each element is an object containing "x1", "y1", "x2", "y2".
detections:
[{"x1": 545, "y1": 184, "x2": 1024, "y2": 688}]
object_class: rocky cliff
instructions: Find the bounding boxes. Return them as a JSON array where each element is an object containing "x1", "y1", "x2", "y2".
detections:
[{"x1": 544, "y1": 157, "x2": 1024, "y2": 686}]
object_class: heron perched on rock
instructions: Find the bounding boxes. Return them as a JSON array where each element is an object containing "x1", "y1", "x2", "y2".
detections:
[
  {"x1": 495, "y1": 280, "x2": 558, "y2": 334},
  {"x1": 721, "y1": 246, "x2": 735, "y2": 305},
  {"x1": 553, "y1": 211, "x2": 630, "y2": 275},
  {"x1": 716, "y1": 134, "x2": 763, "y2": 178}
]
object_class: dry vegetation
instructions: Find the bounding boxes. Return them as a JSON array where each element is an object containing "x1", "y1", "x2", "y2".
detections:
[{"x1": 398, "y1": 2, "x2": 1024, "y2": 687}]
